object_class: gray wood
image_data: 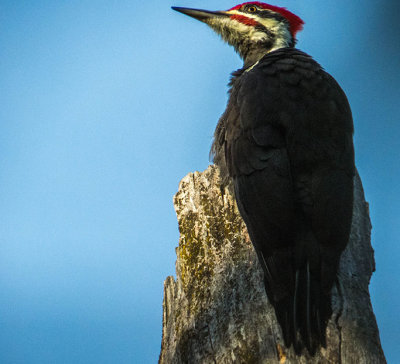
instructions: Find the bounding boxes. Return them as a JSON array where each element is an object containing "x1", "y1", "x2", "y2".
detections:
[{"x1": 159, "y1": 165, "x2": 385, "y2": 364}]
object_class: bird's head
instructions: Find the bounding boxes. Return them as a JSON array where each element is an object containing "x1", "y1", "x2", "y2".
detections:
[{"x1": 172, "y1": 2, "x2": 304, "y2": 66}]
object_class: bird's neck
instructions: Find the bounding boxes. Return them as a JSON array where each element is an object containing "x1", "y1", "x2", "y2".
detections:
[
  {"x1": 241, "y1": 35, "x2": 294, "y2": 69},
  {"x1": 243, "y1": 47, "x2": 270, "y2": 68}
]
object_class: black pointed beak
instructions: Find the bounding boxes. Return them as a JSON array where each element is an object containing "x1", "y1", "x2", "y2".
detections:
[{"x1": 171, "y1": 6, "x2": 229, "y2": 22}]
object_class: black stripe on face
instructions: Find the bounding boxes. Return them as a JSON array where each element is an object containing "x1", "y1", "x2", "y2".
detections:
[
  {"x1": 254, "y1": 24, "x2": 275, "y2": 40},
  {"x1": 258, "y1": 10, "x2": 290, "y2": 27}
]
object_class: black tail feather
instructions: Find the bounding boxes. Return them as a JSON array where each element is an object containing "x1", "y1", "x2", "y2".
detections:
[
  {"x1": 265, "y1": 259, "x2": 332, "y2": 355},
  {"x1": 293, "y1": 269, "x2": 300, "y2": 352},
  {"x1": 305, "y1": 261, "x2": 313, "y2": 353}
]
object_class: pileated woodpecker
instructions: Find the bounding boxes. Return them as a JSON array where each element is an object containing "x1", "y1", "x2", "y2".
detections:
[{"x1": 172, "y1": 2, "x2": 354, "y2": 355}]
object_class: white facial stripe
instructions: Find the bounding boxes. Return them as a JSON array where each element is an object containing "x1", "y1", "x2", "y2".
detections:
[
  {"x1": 227, "y1": 9, "x2": 253, "y2": 15},
  {"x1": 226, "y1": 9, "x2": 260, "y2": 21}
]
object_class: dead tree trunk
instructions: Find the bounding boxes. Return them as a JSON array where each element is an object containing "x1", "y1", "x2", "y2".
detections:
[{"x1": 159, "y1": 165, "x2": 385, "y2": 364}]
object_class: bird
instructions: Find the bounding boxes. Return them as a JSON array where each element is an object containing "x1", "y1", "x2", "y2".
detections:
[{"x1": 172, "y1": 2, "x2": 355, "y2": 355}]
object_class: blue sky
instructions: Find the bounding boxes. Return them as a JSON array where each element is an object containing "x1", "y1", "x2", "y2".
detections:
[{"x1": 0, "y1": 1, "x2": 399, "y2": 362}]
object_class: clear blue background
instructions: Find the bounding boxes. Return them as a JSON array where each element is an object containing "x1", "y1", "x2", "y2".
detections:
[{"x1": 1, "y1": 1, "x2": 399, "y2": 362}]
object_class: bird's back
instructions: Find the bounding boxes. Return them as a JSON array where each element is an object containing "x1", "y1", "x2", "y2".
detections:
[{"x1": 212, "y1": 47, "x2": 355, "y2": 353}]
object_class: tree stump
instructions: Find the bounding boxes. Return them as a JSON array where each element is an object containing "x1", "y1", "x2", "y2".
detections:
[{"x1": 159, "y1": 165, "x2": 386, "y2": 363}]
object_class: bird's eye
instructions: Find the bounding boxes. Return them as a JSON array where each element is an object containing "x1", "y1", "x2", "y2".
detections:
[{"x1": 247, "y1": 5, "x2": 257, "y2": 13}]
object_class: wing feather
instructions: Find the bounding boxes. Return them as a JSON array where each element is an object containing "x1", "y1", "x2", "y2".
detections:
[{"x1": 213, "y1": 48, "x2": 354, "y2": 352}]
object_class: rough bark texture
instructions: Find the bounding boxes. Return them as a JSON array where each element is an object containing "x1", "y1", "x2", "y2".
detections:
[{"x1": 159, "y1": 165, "x2": 385, "y2": 364}]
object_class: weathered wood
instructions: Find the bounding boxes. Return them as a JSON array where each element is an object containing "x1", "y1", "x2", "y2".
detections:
[{"x1": 159, "y1": 165, "x2": 386, "y2": 364}]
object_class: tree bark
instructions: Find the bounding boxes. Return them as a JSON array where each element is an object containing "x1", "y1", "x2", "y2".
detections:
[{"x1": 159, "y1": 165, "x2": 386, "y2": 364}]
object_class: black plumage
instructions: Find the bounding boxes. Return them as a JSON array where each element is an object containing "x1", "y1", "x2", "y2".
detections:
[{"x1": 212, "y1": 47, "x2": 355, "y2": 353}]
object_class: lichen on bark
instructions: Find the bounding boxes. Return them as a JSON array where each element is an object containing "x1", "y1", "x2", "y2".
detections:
[{"x1": 159, "y1": 165, "x2": 386, "y2": 364}]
